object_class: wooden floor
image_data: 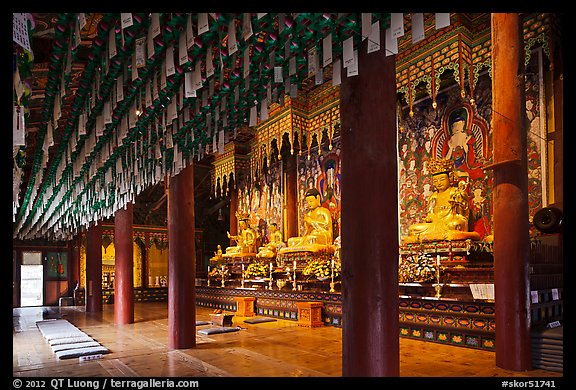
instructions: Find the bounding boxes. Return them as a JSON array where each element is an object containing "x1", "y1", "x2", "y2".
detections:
[{"x1": 13, "y1": 302, "x2": 564, "y2": 381}]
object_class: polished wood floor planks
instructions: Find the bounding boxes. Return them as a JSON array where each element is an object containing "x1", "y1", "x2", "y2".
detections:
[{"x1": 13, "y1": 302, "x2": 562, "y2": 378}]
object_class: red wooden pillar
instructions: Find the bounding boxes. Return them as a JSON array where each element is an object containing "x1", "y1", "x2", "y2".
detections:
[
  {"x1": 114, "y1": 203, "x2": 134, "y2": 325},
  {"x1": 285, "y1": 153, "x2": 299, "y2": 239},
  {"x1": 167, "y1": 164, "x2": 197, "y2": 349},
  {"x1": 340, "y1": 29, "x2": 400, "y2": 376},
  {"x1": 85, "y1": 223, "x2": 103, "y2": 313},
  {"x1": 491, "y1": 13, "x2": 531, "y2": 371}
]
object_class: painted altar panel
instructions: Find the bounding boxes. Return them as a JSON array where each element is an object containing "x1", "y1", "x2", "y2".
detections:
[{"x1": 297, "y1": 136, "x2": 342, "y2": 240}]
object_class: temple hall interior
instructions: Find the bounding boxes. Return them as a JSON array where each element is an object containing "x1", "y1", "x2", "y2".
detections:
[{"x1": 12, "y1": 12, "x2": 567, "y2": 382}]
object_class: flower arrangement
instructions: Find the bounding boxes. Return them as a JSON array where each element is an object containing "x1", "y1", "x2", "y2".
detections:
[
  {"x1": 303, "y1": 258, "x2": 340, "y2": 280},
  {"x1": 398, "y1": 254, "x2": 438, "y2": 283},
  {"x1": 243, "y1": 262, "x2": 268, "y2": 279}
]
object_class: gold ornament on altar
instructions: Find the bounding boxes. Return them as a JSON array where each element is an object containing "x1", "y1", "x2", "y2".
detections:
[
  {"x1": 243, "y1": 262, "x2": 268, "y2": 279},
  {"x1": 235, "y1": 211, "x2": 250, "y2": 221},
  {"x1": 403, "y1": 158, "x2": 480, "y2": 244}
]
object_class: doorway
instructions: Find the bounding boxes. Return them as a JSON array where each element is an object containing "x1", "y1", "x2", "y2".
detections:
[{"x1": 20, "y1": 251, "x2": 43, "y2": 307}]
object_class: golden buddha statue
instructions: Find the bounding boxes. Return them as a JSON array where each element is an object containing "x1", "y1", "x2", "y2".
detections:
[
  {"x1": 403, "y1": 158, "x2": 480, "y2": 244},
  {"x1": 256, "y1": 222, "x2": 286, "y2": 258},
  {"x1": 223, "y1": 211, "x2": 257, "y2": 258},
  {"x1": 209, "y1": 245, "x2": 223, "y2": 262},
  {"x1": 279, "y1": 188, "x2": 335, "y2": 254}
]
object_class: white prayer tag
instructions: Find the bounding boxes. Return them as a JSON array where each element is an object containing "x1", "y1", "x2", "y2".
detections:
[
  {"x1": 228, "y1": 19, "x2": 238, "y2": 55},
  {"x1": 206, "y1": 45, "x2": 214, "y2": 77},
  {"x1": 198, "y1": 13, "x2": 209, "y2": 35},
  {"x1": 108, "y1": 28, "x2": 117, "y2": 58},
  {"x1": 257, "y1": 13, "x2": 267, "y2": 19},
  {"x1": 249, "y1": 105, "x2": 257, "y2": 127},
  {"x1": 289, "y1": 57, "x2": 296, "y2": 76},
  {"x1": 332, "y1": 59, "x2": 341, "y2": 86},
  {"x1": 165, "y1": 46, "x2": 175, "y2": 77},
  {"x1": 308, "y1": 46, "x2": 318, "y2": 76},
  {"x1": 274, "y1": 66, "x2": 283, "y2": 83},
  {"x1": 186, "y1": 14, "x2": 194, "y2": 48},
  {"x1": 243, "y1": 47, "x2": 250, "y2": 78},
  {"x1": 242, "y1": 13, "x2": 253, "y2": 40},
  {"x1": 179, "y1": 31, "x2": 188, "y2": 65},
  {"x1": 117, "y1": 74, "x2": 124, "y2": 101},
  {"x1": 160, "y1": 61, "x2": 167, "y2": 89},
  {"x1": 121, "y1": 13, "x2": 133, "y2": 29},
  {"x1": 436, "y1": 13, "x2": 450, "y2": 29},
  {"x1": 147, "y1": 26, "x2": 155, "y2": 59},
  {"x1": 391, "y1": 13, "x2": 405, "y2": 38},
  {"x1": 151, "y1": 13, "x2": 161, "y2": 37},
  {"x1": 322, "y1": 34, "x2": 332, "y2": 67},
  {"x1": 385, "y1": 28, "x2": 398, "y2": 56},
  {"x1": 184, "y1": 72, "x2": 196, "y2": 97},
  {"x1": 361, "y1": 13, "x2": 372, "y2": 40},
  {"x1": 530, "y1": 290, "x2": 539, "y2": 304},
  {"x1": 78, "y1": 13, "x2": 86, "y2": 30},
  {"x1": 412, "y1": 13, "x2": 425, "y2": 44},
  {"x1": 347, "y1": 50, "x2": 359, "y2": 77},
  {"x1": 343, "y1": 37, "x2": 354, "y2": 68},
  {"x1": 367, "y1": 21, "x2": 380, "y2": 53}
]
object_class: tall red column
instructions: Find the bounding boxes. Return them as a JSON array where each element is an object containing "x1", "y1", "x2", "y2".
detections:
[
  {"x1": 114, "y1": 203, "x2": 134, "y2": 325},
  {"x1": 340, "y1": 29, "x2": 399, "y2": 376},
  {"x1": 285, "y1": 153, "x2": 299, "y2": 239},
  {"x1": 491, "y1": 13, "x2": 531, "y2": 371},
  {"x1": 85, "y1": 223, "x2": 103, "y2": 313},
  {"x1": 167, "y1": 164, "x2": 197, "y2": 349}
]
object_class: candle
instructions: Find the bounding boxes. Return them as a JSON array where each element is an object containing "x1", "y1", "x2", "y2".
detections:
[
  {"x1": 222, "y1": 265, "x2": 225, "y2": 271},
  {"x1": 269, "y1": 262, "x2": 273, "y2": 271},
  {"x1": 331, "y1": 258, "x2": 335, "y2": 268},
  {"x1": 208, "y1": 266, "x2": 210, "y2": 272},
  {"x1": 241, "y1": 263, "x2": 244, "y2": 271},
  {"x1": 293, "y1": 260, "x2": 297, "y2": 270},
  {"x1": 436, "y1": 255, "x2": 440, "y2": 266}
]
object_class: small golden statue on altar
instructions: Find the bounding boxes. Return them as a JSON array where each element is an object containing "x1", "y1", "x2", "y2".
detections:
[
  {"x1": 209, "y1": 245, "x2": 223, "y2": 261},
  {"x1": 279, "y1": 188, "x2": 335, "y2": 254},
  {"x1": 256, "y1": 222, "x2": 286, "y2": 258},
  {"x1": 403, "y1": 158, "x2": 480, "y2": 244},
  {"x1": 223, "y1": 211, "x2": 257, "y2": 258}
]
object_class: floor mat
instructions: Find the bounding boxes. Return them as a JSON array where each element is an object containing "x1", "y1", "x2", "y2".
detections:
[
  {"x1": 36, "y1": 319, "x2": 109, "y2": 359},
  {"x1": 243, "y1": 317, "x2": 277, "y2": 324},
  {"x1": 198, "y1": 326, "x2": 241, "y2": 335}
]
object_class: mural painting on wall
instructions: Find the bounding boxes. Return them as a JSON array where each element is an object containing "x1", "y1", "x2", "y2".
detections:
[
  {"x1": 238, "y1": 160, "x2": 283, "y2": 246},
  {"x1": 47, "y1": 252, "x2": 67, "y2": 279},
  {"x1": 524, "y1": 49, "x2": 546, "y2": 219},
  {"x1": 297, "y1": 136, "x2": 342, "y2": 241},
  {"x1": 398, "y1": 74, "x2": 493, "y2": 240},
  {"x1": 398, "y1": 62, "x2": 545, "y2": 241}
]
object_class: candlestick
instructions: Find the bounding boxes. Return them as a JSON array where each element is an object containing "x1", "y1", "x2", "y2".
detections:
[
  {"x1": 434, "y1": 256, "x2": 442, "y2": 298},
  {"x1": 268, "y1": 262, "x2": 273, "y2": 290},
  {"x1": 207, "y1": 266, "x2": 211, "y2": 286},
  {"x1": 241, "y1": 263, "x2": 245, "y2": 288},
  {"x1": 221, "y1": 265, "x2": 225, "y2": 288},
  {"x1": 292, "y1": 262, "x2": 297, "y2": 291}
]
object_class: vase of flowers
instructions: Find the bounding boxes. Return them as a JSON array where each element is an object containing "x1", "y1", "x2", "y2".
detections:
[
  {"x1": 303, "y1": 258, "x2": 340, "y2": 280},
  {"x1": 243, "y1": 262, "x2": 268, "y2": 279},
  {"x1": 398, "y1": 254, "x2": 438, "y2": 283}
]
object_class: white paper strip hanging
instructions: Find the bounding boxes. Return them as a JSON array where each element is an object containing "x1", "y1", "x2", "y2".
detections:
[
  {"x1": 412, "y1": 13, "x2": 425, "y2": 43},
  {"x1": 367, "y1": 22, "x2": 381, "y2": 53},
  {"x1": 322, "y1": 34, "x2": 332, "y2": 67},
  {"x1": 121, "y1": 13, "x2": 133, "y2": 29},
  {"x1": 361, "y1": 13, "x2": 372, "y2": 40},
  {"x1": 198, "y1": 13, "x2": 209, "y2": 35},
  {"x1": 165, "y1": 45, "x2": 175, "y2": 77},
  {"x1": 435, "y1": 13, "x2": 450, "y2": 29},
  {"x1": 391, "y1": 13, "x2": 405, "y2": 38},
  {"x1": 228, "y1": 18, "x2": 238, "y2": 55}
]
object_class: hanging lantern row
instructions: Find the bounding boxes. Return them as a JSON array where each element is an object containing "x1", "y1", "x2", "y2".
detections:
[{"x1": 15, "y1": 13, "x2": 394, "y2": 240}]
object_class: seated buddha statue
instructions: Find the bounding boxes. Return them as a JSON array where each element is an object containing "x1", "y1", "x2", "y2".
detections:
[
  {"x1": 223, "y1": 212, "x2": 257, "y2": 258},
  {"x1": 279, "y1": 188, "x2": 335, "y2": 254},
  {"x1": 403, "y1": 158, "x2": 480, "y2": 244},
  {"x1": 209, "y1": 245, "x2": 223, "y2": 262},
  {"x1": 256, "y1": 222, "x2": 286, "y2": 258}
]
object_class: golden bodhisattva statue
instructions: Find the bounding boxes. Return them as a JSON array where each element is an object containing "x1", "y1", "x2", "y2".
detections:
[
  {"x1": 256, "y1": 222, "x2": 286, "y2": 258},
  {"x1": 279, "y1": 188, "x2": 335, "y2": 254},
  {"x1": 403, "y1": 158, "x2": 480, "y2": 244},
  {"x1": 223, "y1": 211, "x2": 257, "y2": 258},
  {"x1": 210, "y1": 245, "x2": 223, "y2": 262}
]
